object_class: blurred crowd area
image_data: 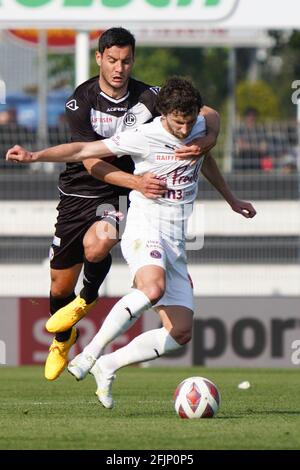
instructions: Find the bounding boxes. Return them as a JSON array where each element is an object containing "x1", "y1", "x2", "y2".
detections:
[
  {"x1": 0, "y1": 105, "x2": 69, "y2": 170},
  {"x1": 233, "y1": 108, "x2": 298, "y2": 174},
  {"x1": 0, "y1": 104, "x2": 298, "y2": 174}
]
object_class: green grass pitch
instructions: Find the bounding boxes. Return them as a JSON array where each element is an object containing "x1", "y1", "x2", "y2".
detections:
[{"x1": 0, "y1": 366, "x2": 299, "y2": 450}]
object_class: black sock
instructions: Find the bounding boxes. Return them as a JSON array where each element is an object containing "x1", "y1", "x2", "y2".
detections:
[
  {"x1": 80, "y1": 254, "x2": 112, "y2": 304},
  {"x1": 50, "y1": 292, "x2": 76, "y2": 342}
]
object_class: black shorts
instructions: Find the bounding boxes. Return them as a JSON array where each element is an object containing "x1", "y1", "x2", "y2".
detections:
[{"x1": 50, "y1": 193, "x2": 129, "y2": 269}]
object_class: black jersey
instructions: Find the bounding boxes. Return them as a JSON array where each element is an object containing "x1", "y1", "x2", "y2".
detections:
[{"x1": 58, "y1": 76, "x2": 160, "y2": 198}]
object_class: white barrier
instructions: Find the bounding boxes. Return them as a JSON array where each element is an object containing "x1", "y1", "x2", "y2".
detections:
[{"x1": 2, "y1": 200, "x2": 300, "y2": 236}]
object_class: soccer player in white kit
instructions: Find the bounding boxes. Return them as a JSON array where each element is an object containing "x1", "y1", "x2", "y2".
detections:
[{"x1": 7, "y1": 77, "x2": 256, "y2": 409}]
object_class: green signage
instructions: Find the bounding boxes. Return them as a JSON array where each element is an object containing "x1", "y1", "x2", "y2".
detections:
[
  {"x1": 12, "y1": 0, "x2": 221, "y2": 8},
  {"x1": 17, "y1": 0, "x2": 50, "y2": 6}
]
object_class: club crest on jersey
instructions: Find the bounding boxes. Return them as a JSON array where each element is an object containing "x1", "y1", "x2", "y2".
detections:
[
  {"x1": 66, "y1": 99, "x2": 79, "y2": 111},
  {"x1": 123, "y1": 112, "x2": 136, "y2": 127},
  {"x1": 150, "y1": 250, "x2": 162, "y2": 259}
]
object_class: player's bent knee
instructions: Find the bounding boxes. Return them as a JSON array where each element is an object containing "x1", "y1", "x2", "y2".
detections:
[
  {"x1": 51, "y1": 276, "x2": 75, "y2": 298},
  {"x1": 141, "y1": 285, "x2": 165, "y2": 305},
  {"x1": 84, "y1": 242, "x2": 113, "y2": 263},
  {"x1": 172, "y1": 330, "x2": 192, "y2": 345},
  {"x1": 50, "y1": 284, "x2": 74, "y2": 298}
]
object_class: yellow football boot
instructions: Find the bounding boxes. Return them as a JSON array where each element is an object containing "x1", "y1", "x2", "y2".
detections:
[
  {"x1": 44, "y1": 327, "x2": 78, "y2": 381},
  {"x1": 45, "y1": 295, "x2": 97, "y2": 333}
]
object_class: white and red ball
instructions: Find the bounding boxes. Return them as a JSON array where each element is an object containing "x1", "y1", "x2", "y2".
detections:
[{"x1": 173, "y1": 376, "x2": 220, "y2": 419}]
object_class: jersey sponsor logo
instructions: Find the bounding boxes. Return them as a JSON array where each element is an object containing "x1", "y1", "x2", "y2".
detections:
[
  {"x1": 150, "y1": 250, "x2": 162, "y2": 259},
  {"x1": 155, "y1": 154, "x2": 178, "y2": 161},
  {"x1": 106, "y1": 107, "x2": 128, "y2": 112},
  {"x1": 171, "y1": 161, "x2": 202, "y2": 185},
  {"x1": 90, "y1": 109, "x2": 126, "y2": 136},
  {"x1": 66, "y1": 99, "x2": 79, "y2": 111},
  {"x1": 164, "y1": 189, "x2": 184, "y2": 201},
  {"x1": 123, "y1": 112, "x2": 136, "y2": 127},
  {"x1": 91, "y1": 116, "x2": 113, "y2": 123}
]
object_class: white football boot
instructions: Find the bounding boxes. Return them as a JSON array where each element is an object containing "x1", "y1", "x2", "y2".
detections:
[
  {"x1": 91, "y1": 359, "x2": 116, "y2": 409},
  {"x1": 67, "y1": 352, "x2": 96, "y2": 380}
]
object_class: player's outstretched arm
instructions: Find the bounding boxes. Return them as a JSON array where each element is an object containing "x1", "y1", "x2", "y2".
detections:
[
  {"x1": 6, "y1": 141, "x2": 114, "y2": 164},
  {"x1": 84, "y1": 158, "x2": 166, "y2": 199},
  {"x1": 201, "y1": 153, "x2": 257, "y2": 219}
]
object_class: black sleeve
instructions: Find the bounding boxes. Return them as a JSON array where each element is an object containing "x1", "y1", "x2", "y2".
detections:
[
  {"x1": 65, "y1": 92, "x2": 101, "y2": 143},
  {"x1": 139, "y1": 86, "x2": 161, "y2": 119}
]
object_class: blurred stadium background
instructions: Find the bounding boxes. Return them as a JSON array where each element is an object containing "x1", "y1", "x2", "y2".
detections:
[{"x1": 0, "y1": 0, "x2": 300, "y2": 369}]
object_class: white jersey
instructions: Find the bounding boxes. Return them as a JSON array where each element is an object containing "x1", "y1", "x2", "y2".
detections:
[{"x1": 105, "y1": 115, "x2": 206, "y2": 238}]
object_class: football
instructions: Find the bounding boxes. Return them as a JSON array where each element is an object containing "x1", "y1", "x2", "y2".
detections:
[{"x1": 173, "y1": 376, "x2": 220, "y2": 419}]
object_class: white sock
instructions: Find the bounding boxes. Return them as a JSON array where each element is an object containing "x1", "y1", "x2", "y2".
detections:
[
  {"x1": 98, "y1": 327, "x2": 182, "y2": 375},
  {"x1": 83, "y1": 289, "x2": 151, "y2": 358}
]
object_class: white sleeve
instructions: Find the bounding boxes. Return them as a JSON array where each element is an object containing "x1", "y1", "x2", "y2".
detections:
[{"x1": 104, "y1": 128, "x2": 149, "y2": 158}]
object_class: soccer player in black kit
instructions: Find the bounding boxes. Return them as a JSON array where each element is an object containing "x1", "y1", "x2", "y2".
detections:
[{"x1": 44, "y1": 27, "x2": 220, "y2": 381}]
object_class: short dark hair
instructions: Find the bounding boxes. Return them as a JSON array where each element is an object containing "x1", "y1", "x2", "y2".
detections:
[
  {"x1": 98, "y1": 27, "x2": 135, "y2": 55},
  {"x1": 156, "y1": 76, "x2": 202, "y2": 116}
]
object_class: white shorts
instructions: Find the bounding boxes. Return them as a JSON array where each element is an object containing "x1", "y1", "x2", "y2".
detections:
[{"x1": 120, "y1": 206, "x2": 194, "y2": 311}]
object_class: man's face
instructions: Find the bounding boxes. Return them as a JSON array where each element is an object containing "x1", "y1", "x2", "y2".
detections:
[
  {"x1": 163, "y1": 109, "x2": 198, "y2": 140},
  {"x1": 96, "y1": 45, "x2": 134, "y2": 95}
]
